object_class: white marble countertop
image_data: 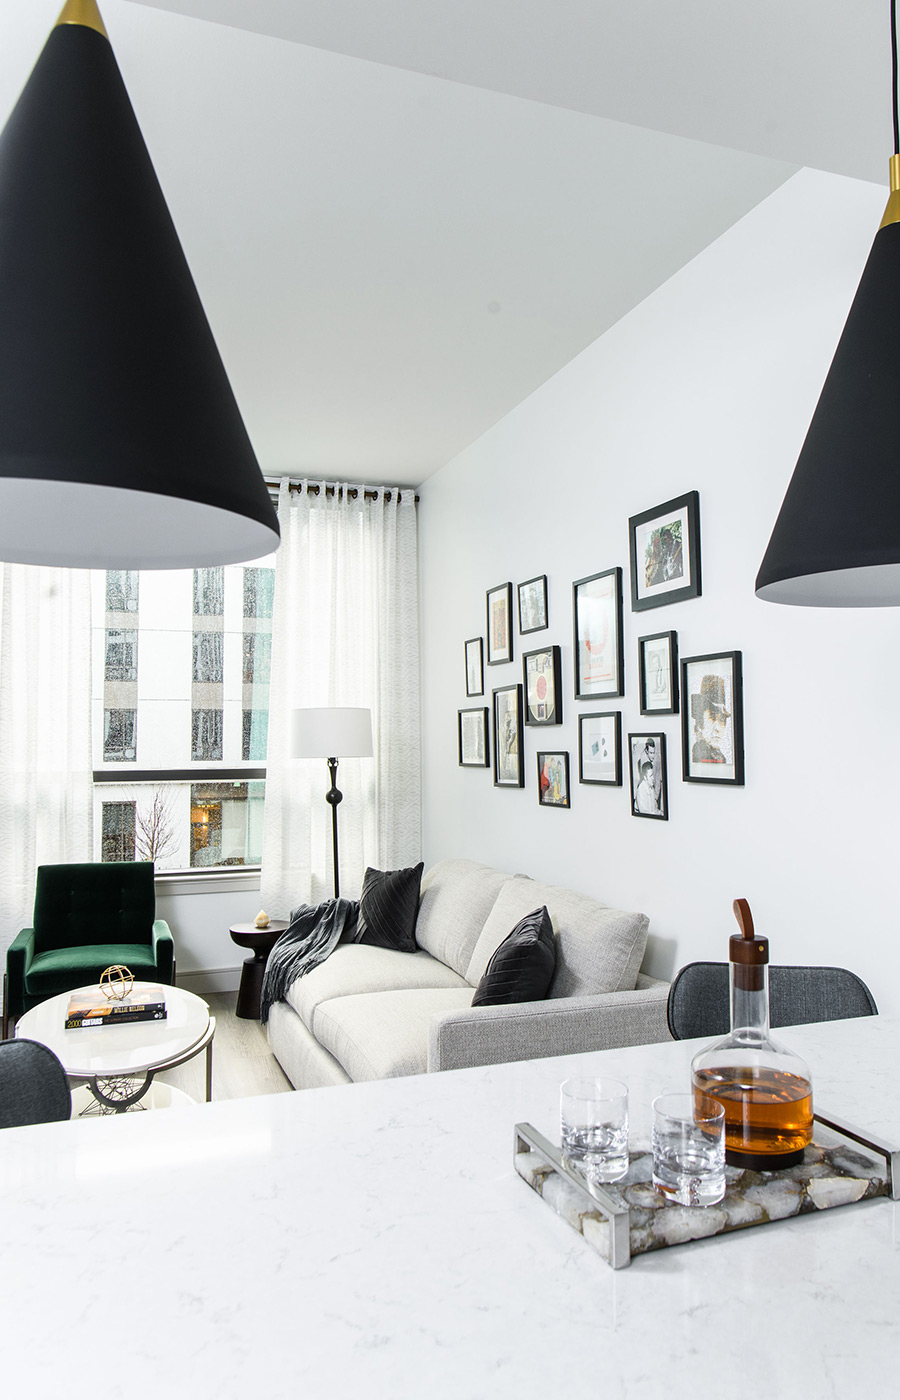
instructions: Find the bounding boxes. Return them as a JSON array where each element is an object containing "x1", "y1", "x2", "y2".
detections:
[{"x1": 2, "y1": 1015, "x2": 899, "y2": 1399}]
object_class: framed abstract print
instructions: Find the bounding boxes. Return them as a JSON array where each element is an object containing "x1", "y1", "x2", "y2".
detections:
[
  {"x1": 629, "y1": 491, "x2": 701, "y2": 612},
  {"x1": 573, "y1": 566, "x2": 623, "y2": 700},
  {"x1": 486, "y1": 583, "x2": 513, "y2": 666},
  {"x1": 578, "y1": 711, "x2": 622, "y2": 787},
  {"x1": 638, "y1": 630, "x2": 678, "y2": 716},
  {"x1": 465, "y1": 636, "x2": 484, "y2": 697},
  {"x1": 518, "y1": 575, "x2": 548, "y2": 635},
  {"x1": 523, "y1": 645, "x2": 562, "y2": 726},
  {"x1": 492, "y1": 684, "x2": 524, "y2": 787},
  {"x1": 681, "y1": 651, "x2": 744, "y2": 785},
  {"x1": 537, "y1": 751, "x2": 570, "y2": 808},
  {"x1": 458, "y1": 707, "x2": 489, "y2": 767}
]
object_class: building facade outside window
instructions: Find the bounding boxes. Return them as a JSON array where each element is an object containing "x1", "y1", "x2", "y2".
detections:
[{"x1": 101, "y1": 801, "x2": 136, "y2": 862}]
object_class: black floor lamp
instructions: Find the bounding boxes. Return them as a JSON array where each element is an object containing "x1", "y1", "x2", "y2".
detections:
[{"x1": 290, "y1": 707, "x2": 374, "y2": 899}]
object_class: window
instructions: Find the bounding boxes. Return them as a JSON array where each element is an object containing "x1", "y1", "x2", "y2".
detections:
[
  {"x1": 191, "y1": 708, "x2": 223, "y2": 762},
  {"x1": 105, "y1": 628, "x2": 138, "y2": 682},
  {"x1": 242, "y1": 708, "x2": 269, "y2": 762},
  {"x1": 243, "y1": 567, "x2": 274, "y2": 618},
  {"x1": 192, "y1": 630, "x2": 224, "y2": 684},
  {"x1": 106, "y1": 570, "x2": 139, "y2": 612},
  {"x1": 101, "y1": 801, "x2": 136, "y2": 862},
  {"x1": 103, "y1": 708, "x2": 137, "y2": 762},
  {"x1": 242, "y1": 631, "x2": 271, "y2": 684},
  {"x1": 193, "y1": 567, "x2": 224, "y2": 616},
  {"x1": 190, "y1": 781, "x2": 264, "y2": 868}
]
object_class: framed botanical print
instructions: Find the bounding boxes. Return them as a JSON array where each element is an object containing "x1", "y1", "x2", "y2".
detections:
[
  {"x1": 523, "y1": 645, "x2": 562, "y2": 726},
  {"x1": 572, "y1": 566, "x2": 624, "y2": 700},
  {"x1": 486, "y1": 583, "x2": 513, "y2": 666},
  {"x1": 537, "y1": 751, "x2": 570, "y2": 808},
  {"x1": 638, "y1": 630, "x2": 678, "y2": 716},
  {"x1": 578, "y1": 711, "x2": 622, "y2": 786},
  {"x1": 492, "y1": 684, "x2": 524, "y2": 787},
  {"x1": 629, "y1": 491, "x2": 701, "y2": 612},
  {"x1": 465, "y1": 637, "x2": 484, "y2": 697},
  {"x1": 628, "y1": 731, "x2": 668, "y2": 820},
  {"x1": 517, "y1": 575, "x2": 548, "y2": 634},
  {"x1": 681, "y1": 651, "x2": 744, "y2": 785},
  {"x1": 458, "y1": 707, "x2": 489, "y2": 767}
]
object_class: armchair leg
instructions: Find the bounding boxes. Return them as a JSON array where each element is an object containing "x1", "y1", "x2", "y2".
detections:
[{"x1": 2, "y1": 972, "x2": 8, "y2": 1041}]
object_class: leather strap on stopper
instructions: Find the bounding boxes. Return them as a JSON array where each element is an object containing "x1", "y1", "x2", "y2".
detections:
[{"x1": 730, "y1": 897, "x2": 767, "y2": 990}]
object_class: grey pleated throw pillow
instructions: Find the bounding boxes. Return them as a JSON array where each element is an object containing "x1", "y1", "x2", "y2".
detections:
[
  {"x1": 471, "y1": 906, "x2": 556, "y2": 1006},
  {"x1": 356, "y1": 862, "x2": 425, "y2": 953}
]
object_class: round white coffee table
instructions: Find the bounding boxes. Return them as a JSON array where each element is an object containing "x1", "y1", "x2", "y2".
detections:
[{"x1": 16, "y1": 983, "x2": 215, "y2": 1116}]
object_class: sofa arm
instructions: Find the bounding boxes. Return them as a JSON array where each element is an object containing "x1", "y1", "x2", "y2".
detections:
[
  {"x1": 5, "y1": 927, "x2": 36, "y2": 1024},
  {"x1": 427, "y1": 976, "x2": 672, "y2": 1073},
  {"x1": 152, "y1": 919, "x2": 176, "y2": 985}
]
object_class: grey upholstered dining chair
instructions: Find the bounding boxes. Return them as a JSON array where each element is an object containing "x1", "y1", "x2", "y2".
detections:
[
  {"x1": 0, "y1": 1038, "x2": 71, "y2": 1128},
  {"x1": 666, "y1": 962, "x2": 878, "y2": 1041}
]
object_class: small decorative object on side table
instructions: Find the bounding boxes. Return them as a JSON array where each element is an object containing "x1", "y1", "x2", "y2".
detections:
[{"x1": 229, "y1": 920, "x2": 288, "y2": 1020}]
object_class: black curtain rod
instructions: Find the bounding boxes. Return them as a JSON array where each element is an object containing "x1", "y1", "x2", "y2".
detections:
[{"x1": 265, "y1": 476, "x2": 419, "y2": 504}]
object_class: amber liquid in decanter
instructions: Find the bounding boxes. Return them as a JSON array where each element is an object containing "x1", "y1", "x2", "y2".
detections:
[{"x1": 690, "y1": 898, "x2": 814, "y2": 1170}]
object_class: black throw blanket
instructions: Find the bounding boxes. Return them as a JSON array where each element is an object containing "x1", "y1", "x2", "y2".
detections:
[{"x1": 260, "y1": 897, "x2": 359, "y2": 1023}]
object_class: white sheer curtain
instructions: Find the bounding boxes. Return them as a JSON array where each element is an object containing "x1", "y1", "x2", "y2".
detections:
[
  {"x1": 0, "y1": 563, "x2": 93, "y2": 959},
  {"x1": 260, "y1": 480, "x2": 421, "y2": 914}
]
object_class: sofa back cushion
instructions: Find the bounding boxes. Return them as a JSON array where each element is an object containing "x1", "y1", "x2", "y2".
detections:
[
  {"x1": 415, "y1": 859, "x2": 514, "y2": 978},
  {"x1": 464, "y1": 876, "x2": 648, "y2": 997}
]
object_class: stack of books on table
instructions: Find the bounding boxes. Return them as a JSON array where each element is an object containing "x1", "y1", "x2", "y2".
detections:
[{"x1": 65, "y1": 985, "x2": 168, "y2": 1030}]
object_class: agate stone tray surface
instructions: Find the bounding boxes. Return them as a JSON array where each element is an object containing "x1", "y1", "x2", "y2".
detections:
[{"x1": 514, "y1": 1113, "x2": 899, "y2": 1270}]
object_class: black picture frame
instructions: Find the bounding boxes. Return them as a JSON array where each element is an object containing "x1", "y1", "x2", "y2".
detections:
[
  {"x1": 629, "y1": 491, "x2": 701, "y2": 612},
  {"x1": 537, "y1": 751, "x2": 570, "y2": 808},
  {"x1": 492, "y1": 684, "x2": 524, "y2": 787},
  {"x1": 517, "y1": 575, "x2": 548, "y2": 634},
  {"x1": 638, "y1": 630, "x2": 679, "y2": 716},
  {"x1": 486, "y1": 582, "x2": 514, "y2": 666},
  {"x1": 523, "y1": 644, "x2": 562, "y2": 726},
  {"x1": 578, "y1": 711, "x2": 622, "y2": 786},
  {"x1": 681, "y1": 651, "x2": 745, "y2": 785},
  {"x1": 458, "y1": 707, "x2": 489, "y2": 767},
  {"x1": 573, "y1": 566, "x2": 624, "y2": 700},
  {"x1": 465, "y1": 637, "x2": 484, "y2": 697},
  {"x1": 628, "y1": 732, "x2": 668, "y2": 820}
]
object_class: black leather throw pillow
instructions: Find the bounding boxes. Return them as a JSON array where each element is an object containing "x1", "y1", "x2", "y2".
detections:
[
  {"x1": 471, "y1": 906, "x2": 556, "y2": 1006},
  {"x1": 355, "y1": 862, "x2": 424, "y2": 953}
]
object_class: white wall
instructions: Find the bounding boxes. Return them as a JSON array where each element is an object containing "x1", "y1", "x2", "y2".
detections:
[{"x1": 419, "y1": 168, "x2": 900, "y2": 1014}]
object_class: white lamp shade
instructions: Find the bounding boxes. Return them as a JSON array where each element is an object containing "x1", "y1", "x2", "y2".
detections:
[{"x1": 290, "y1": 707, "x2": 373, "y2": 760}]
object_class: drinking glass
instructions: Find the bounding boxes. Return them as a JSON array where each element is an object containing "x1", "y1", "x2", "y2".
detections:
[
  {"x1": 560, "y1": 1077, "x2": 629, "y2": 1183},
  {"x1": 652, "y1": 1090, "x2": 726, "y2": 1207}
]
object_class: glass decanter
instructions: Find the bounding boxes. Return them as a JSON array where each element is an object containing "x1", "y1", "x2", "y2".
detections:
[{"x1": 691, "y1": 898, "x2": 813, "y2": 1170}]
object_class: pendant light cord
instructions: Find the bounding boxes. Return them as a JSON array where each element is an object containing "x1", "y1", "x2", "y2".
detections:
[{"x1": 893, "y1": 0, "x2": 899, "y2": 154}]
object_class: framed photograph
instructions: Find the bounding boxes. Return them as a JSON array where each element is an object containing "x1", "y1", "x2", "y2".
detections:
[
  {"x1": 492, "y1": 684, "x2": 524, "y2": 787},
  {"x1": 458, "y1": 707, "x2": 489, "y2": 768},
  {"x1": 578, "y1": 711, "x2": 622, "y2": 786},
  {"x1": 486, "y1": 583, "x2": 513, "y2": 666},
  {"x1": 518, "y1": 575, "x2": 548, "y2": 634},
  {"x1": 639, "y1": 630, "x2": 678, "y2": 715},
  {"x1": 465, "y1": 637, "x2": 484, "y2": 697},
  {"x1": 538, "y1": 751, "x2": 570, "y2": 808},
  {"x1": 681, "y1": 651, "x2": 744, "y2": 785},
  {"x1": 628, "y1": 732, "x2": 668, "y2": 820},
  {"x1": 523, "y1": 645, "x2": 562, "y2": 726},
  {"x1": 629, "y1": 491, "x2": 701, "y2": 612},
  {"x1": 573, "y1": 566, "x2": 624, "y2": 699}
]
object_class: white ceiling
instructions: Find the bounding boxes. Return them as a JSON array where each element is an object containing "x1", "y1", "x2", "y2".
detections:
[{"x1": 1, "y1": 2, "x2": 891, "y2": 487}]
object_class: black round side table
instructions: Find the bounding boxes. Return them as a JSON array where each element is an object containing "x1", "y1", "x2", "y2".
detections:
[{"x1": 229, "y1": 920, "x2": 288, "y2": 1020}]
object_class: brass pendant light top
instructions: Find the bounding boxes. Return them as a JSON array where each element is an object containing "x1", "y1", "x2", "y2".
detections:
[
  {"x1": 879, "y1": 153, "x2": 900, "y2": 229},
  {"x1": 54, "y1": 0, "x2": 108, "y2": 39}
]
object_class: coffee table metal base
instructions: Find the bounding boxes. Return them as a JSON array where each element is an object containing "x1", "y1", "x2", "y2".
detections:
[{"x1": 69, "y1": 1015, "x2": 217, "y2": 1112}]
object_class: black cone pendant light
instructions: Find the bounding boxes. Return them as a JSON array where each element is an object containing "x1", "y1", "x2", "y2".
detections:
[
  {"x1": 756, "y1": 1, "x2": 900, "y2": 607},
  {"x1": 0, "y1": 0, "x2": 280, "y2": 568}
]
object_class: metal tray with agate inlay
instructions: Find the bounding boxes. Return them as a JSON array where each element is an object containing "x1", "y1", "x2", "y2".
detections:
[{"x1": 514, "y1": 1113, "x2": 899, "y2": 1270}]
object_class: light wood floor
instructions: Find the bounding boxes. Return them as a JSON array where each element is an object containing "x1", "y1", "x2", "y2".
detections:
[{"x1": 158, "y1": 992, "x2": 294, "y2": 1104}]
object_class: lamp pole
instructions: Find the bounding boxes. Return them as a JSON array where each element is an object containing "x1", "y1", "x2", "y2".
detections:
[{"x1": 325, "y1": 756, "x2": 343, "y2": 899}]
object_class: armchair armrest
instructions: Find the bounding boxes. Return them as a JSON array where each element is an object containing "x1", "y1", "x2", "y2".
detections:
[
  {"x1": 151, "y1": 919, "x2": 175, "y2": 985},
  {"x1": 5, "y1": 927, "x2": 36, "y2": 1024},
  {"x1": 427, "y1": 975, "x2": 671, "y2": 1073}
]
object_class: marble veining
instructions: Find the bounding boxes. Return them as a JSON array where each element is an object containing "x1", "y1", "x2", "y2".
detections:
[{"x1": 1, "y1": 1015, "x2": 899, "y2": 1399}]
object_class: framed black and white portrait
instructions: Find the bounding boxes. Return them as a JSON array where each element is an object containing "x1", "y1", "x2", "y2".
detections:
[{"x1": 628, "y1": 731, "x2": 668, "y2": 820}]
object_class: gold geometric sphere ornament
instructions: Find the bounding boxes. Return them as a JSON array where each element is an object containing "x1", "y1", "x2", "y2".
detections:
[{"x1": 99, "y1": 965, "x2": 134, "y2": 1001}]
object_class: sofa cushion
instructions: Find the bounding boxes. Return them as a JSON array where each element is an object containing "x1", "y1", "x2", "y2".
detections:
[
  {"x1": 414, "y1": 859, "x2": 514, "y2": 978},
  {"x1": 471, "y1": 906, "x2": 556, "y2": 1006},
  {"x1": 284, "y1": 943, "x2": 469, "y2": 1035},
  {"x1": 313, "y1": 987, "x2": 475, "y2": 1082},
  {"x1": 356, "y1": 862, "x2": 424, "y2": 952},
  {"x1": 465, "y1": 877, "x2": 648, "y2": 997}
]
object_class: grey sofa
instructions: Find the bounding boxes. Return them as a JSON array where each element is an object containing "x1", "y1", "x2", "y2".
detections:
[{"x1": 266, "y1": 858, "x2": 671, "y2": 1090}]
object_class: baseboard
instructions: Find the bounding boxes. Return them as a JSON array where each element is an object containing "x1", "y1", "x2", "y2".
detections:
[{"x1": 177, "y1": 966, "x2": 242, "y2": 996}]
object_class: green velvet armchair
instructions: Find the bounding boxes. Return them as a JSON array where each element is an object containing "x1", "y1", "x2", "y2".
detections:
[{"x1": 2, "y1": 862, "x2": 175, "y2": 1037}]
